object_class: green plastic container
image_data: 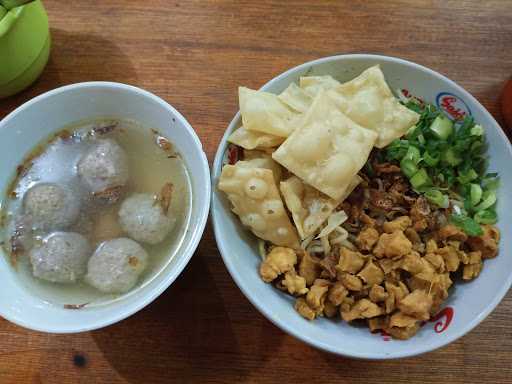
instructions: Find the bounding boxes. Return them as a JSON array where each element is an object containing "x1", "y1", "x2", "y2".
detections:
[{"x1": 0, "y1": 0, "x2": 50, "y2": 98}]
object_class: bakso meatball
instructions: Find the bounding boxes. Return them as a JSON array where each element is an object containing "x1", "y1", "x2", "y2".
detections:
[
  {"x1": 118, "y1": 193, "x2": 176, "y2": 245},
  {"x1": 77, "y1": 139, "x2": 129, "y2": 197},
  {"x1": 85, "y1": 238, "x2": 148, "y2": 293},
  {"x1": 29, "y1": 232, "x2": 91, "y2": 283},
  {"x1": 23, "y1": 183, "x2": 80, "y2": 231}
]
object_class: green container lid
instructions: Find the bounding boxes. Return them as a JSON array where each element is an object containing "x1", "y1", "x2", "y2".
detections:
[
  {"x1": 0, "y1": 0, "x2": 50, "y2": 98},
  {"x1": 1, "y1": 0, "x2": 35, "y2": 10}
]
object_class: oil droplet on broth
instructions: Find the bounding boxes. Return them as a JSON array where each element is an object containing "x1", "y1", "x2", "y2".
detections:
[{"x1": 0, "y1": 119, "x2": 192, "y2": 306}]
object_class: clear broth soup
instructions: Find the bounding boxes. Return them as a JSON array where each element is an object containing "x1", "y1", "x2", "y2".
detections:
[{"x1": 0, "y1": 118, "x2": 192, "y2": 307}]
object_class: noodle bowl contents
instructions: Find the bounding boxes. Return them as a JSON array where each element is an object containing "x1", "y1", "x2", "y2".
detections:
[
  {"x1": 1, "y1": 119, "x2": 192, "y2": 306},
  {"x1": 219, "y1": 65, "x2": 501, "y2": 339}
]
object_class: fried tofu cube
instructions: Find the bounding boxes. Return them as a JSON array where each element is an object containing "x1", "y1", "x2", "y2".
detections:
[
  {"x1": 340, "y1": 296, "x2": 355, "y2": 314},
  {"x1": 385, "y1": 322, "x2": 421, "y2": 340},
  {"x1": 384, "y1": 291, "x2": 396, "y2": 314},
  {"x1": 376, "y1": 258, "x2": 401, "y2": 274},
  {"x1": 306, "y1": 279, "x2": 331, "y2": 311},
  {"x1": 404, "y1": 227, "x2": 421, "y2": 244},
  {"x1": 426, "y1": 239, "x2": 438, "y2": 253},
  {"x1": 414, "y1": 258, "x2": 437, "y2": 282},
  {"x1": 389, "y1": 311, "x2": 419, "y2": 328},
  {"x1": 382, "y1": 216, "x2": 412, "y2": 234},
  {"x1": 328, "y1": 281, "x2": 349, "y2": 306},
  {"x1": 400, "y1": 252, "x2": 424, "y2": 274},
  {"x1": 467, "y1": 225, "x2": 500, "y2": 259},
  {"x1": 295, "y1": 297, "x2": 317, "y2": 320},
  {"x1": 355, "y1": 227, "x2": 380, "y2": 251},
  {"x1": 339, "y1": 272, "x2": 363, "y2": 291},
  {"x1": 369, "y1": 284, "x2": 388, "y2": 303},
  {"x1": 384, "y1": 281, "x2": 410, "y2": 313},
  {"x1": 373, "y1": 230, "x2": 412, "y2": 259},
  {"x1": 384, "y1": 312, "x2": 420, "y2": 340},
  {"x1": 259, "y1": 246, "x2": 297, "y2": 282},
  {"x1": 468, "y1": 250, "x2": 482, "y2": 264},
  {"x1": 424, "y1": 252, "x2": 445, "y2": 273},
  {"x1": 463, "y1": 263, "x2": 483, "y2": 280},
  {"x1": 341, "y1": 298, "x2": 383, "y2": 322},
  {"x1": 357, "y1": 259, "x2": 384, "y2": 286},
  {"x1": 298, "y1": 251, "x2": 321, "y2": 286},
  {"x1": 368, "y1": 316, "x2": 389, "y2": 332},
  {"x1": 282, "y1": 270, "x2": 309, "y2": 295},
  {"x1": 323, "y1": 301, "x2": 338, "y2": 318},
  {"x1": 438, "y1": 246, "x2": 460, "y2": 272},
  {"x1": 462, "y1": 251, "x2": 483, "y2": 281},
  {"x1": 337, "y1": 247, "x2": 366, "y2": 274},
  {"x1": 398, "y1": 289, "x2": 433, "y2": 321}
]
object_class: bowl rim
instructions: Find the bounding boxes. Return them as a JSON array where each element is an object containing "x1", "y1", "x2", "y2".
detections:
[
  {"x1": 211, "y1": 53, "x2": 512, "y2": 359},
  {"x1": 0, "y1": 81, "x2": 211, "y2": 333}
]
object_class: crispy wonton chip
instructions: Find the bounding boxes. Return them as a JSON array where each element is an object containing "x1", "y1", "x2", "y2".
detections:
[
  {"x1": 327, "y1": 65, "x2": 420, "y2": 148},
  {"x1": 272, "y1": 91, "x2": 377, "y2": 200},
  {"x1": 218, "y1": 163, "x2": 299, "y2": 248},
  {"x1": 239, "y1": 87, "x2": 299, "y2": 138},
  {"x1": 278, "y1": 83, "x2": 313, "y2": 113},
  {"x1": 228, "y1": 126, "x2": 285, "y2": 150},
  {"x1": 240, "y1": 151, "x2": 283, "y2": 183},
  {"x1": 299, "y1": 75, "x2": 340, "y2": 98}
]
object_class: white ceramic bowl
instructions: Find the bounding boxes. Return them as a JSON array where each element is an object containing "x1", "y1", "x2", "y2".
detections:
[
  {"x1": 212, "y1": 54, "x2": 512, "y2": 359},
  {"x1": 0, "y1": 82, "x2": 210, "y2": 333}
]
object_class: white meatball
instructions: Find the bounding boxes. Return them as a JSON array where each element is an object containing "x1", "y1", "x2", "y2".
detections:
[
  {"x1": 30, "y1": 232, "x2": 91, "y2": 283},
  {"x1": 77, "y1": 139, "x2": 129, "y2": 194},
  {"x1": 118, "y1": 193, "x2": 176, "y2": 245},
  {"x1": 23, "y1": 183, "x2": 80, "y2": 231},
  {"x1": 85, "y1": 238, "x2": 148, "y2": 293}
]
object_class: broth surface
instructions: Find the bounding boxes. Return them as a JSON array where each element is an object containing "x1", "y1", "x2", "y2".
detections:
[{"x1": 0, "y1": 118, "x2": 192, "y2": 306}]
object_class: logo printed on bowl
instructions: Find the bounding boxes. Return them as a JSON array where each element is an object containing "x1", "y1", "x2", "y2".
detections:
[
  {"x1": 436, "y1": 92, "x2": 472, "y2": 120},
  {"x1": 430, "y1": 306, "x2": 454, "y2": 333}
]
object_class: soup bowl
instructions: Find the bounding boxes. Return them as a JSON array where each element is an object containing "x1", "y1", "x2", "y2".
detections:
[
  {"x1": 0, "y1": 82, "x2": 210, "y2": 333},
  {"x1": 211, "y1": 54, "x2": 512, "y2": 359}
]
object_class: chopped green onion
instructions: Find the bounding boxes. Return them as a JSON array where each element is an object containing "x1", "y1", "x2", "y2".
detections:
[
  {"x1": 423, "y1": 151, "x2": 439, "y2": 167},
  {"x1": 406, "y1": 126, "x2": 421, "y2": 140},
  {"x1": 400, "y1": 158, "x2": 418, "y2": 178},
  {"x1": 410, "y1": 168, "x2": 431, "y2": 189},
  {"x1": 470, "y1": 183, "x2": 482, "y2": 206},
  {"x1": 386, "y1": 139, "x2": 409, "y2": 161},
  {"x1": 387, "y1": 102, "x2": 499, "y2": 232},
  {"x1": 442, "y1": 147, "x2": 463, "y2": 166},
  {"x1": 457, "y1": 168, "x2": 478, "y2": 184},
  {"x1": 404, "y1": 146, "x2": 421, "y2": 164},
  {"x1": 424, "y1": 189, "x2": 449, "y2": 208},
  {"x1": 474, "y1": 190, "x2": 497, "y2": 211},
  {"x1": 474, "y1": 210, "x2": 498, "y2": 224},
  {"x1": 470, "y1": 140, "x2": 484, "y2": 153},
  {"x1": 470, "y1": 124, "x2": 484, "y2": 136},
  {"x1": 482, "y1": 176, "x2": 500, "y2": 191},
  {"x1": 450, "y1": 213, "x2": 483, "y2": 236},
  {"x1": 430, "y1": 115, "x2": 454, "y2": 140}
]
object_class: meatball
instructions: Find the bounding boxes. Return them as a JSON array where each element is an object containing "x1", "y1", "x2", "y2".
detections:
[
  {"x1": 118, "y1": 193, "x2": 176, "y2": 245},
  {"x1": 29, "y1": 232, "x2": 91, "y2": 283},
  {"x1": 85, "y1": 238, "x2": 148, "y2": 293},
  {"x1": 77, "y1": 139, "x2": 129, "y2": 195},
  {"x1": 23, "y1": 183, "x2": 80, "y2": 231}
]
